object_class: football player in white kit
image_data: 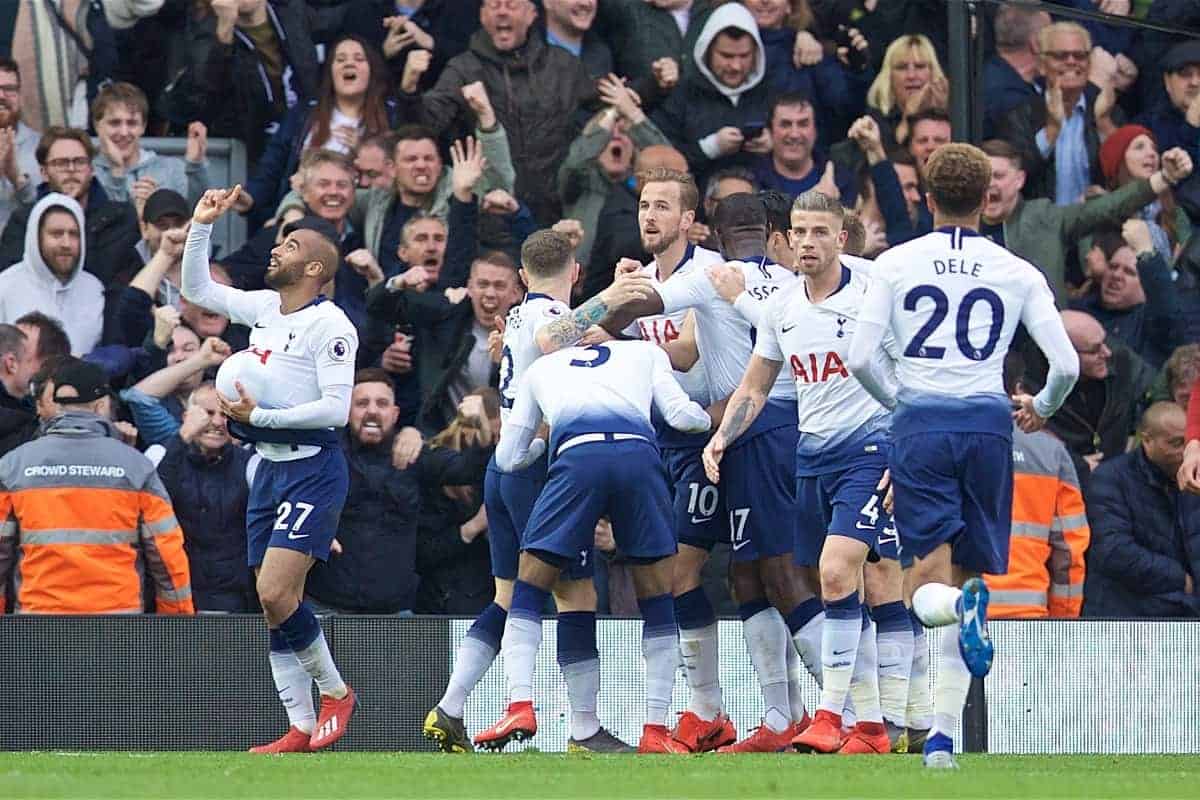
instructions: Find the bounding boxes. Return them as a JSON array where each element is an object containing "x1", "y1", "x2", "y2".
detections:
[
  {"x1": 426, "y1": 231, "x2": 652, "y2": 754},
  {"x1": 484, "y1": 339, "x2": 712, "y2": 754},
  {"x1": 847, "y1": 143, "x2": 1082, "y2": 768},
  {"x1": 704, "y1": 190, "x2": 901, "y2": 756},
  {"x1": 610, "y1": 183, "x2": 819, "y2": 753},
  {"x1": 183, "y1": 187, "x2": 359, "y2": 753}
]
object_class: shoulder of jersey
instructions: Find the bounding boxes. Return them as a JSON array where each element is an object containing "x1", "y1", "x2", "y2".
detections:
[
  {"x1": 691, "y1": 245, "x2": 725, "y2": 267},
  {"x1": 841, "y1": 254, "x2": 875, "y2": 277}
]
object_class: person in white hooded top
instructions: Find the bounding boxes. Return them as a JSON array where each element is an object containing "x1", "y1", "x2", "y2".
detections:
[
  {"x1": 0, "y1": 193, "x2": 103, "y2": 355},
  {"x1": 651, "y1": 3, "x2": 772, "y2": 186}
]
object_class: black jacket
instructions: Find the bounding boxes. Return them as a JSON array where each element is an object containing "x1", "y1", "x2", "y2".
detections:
[
  {"x1": 1083, "y1": 447, "x2": 1200, "y2": 618},
  {"x1": 365, "y1": 286, "x2": 497, "y2": 435},
  {"x1": 304, "y1": 436, "x2": 491, "y2": 614},
  {"x1": 169, "y1": 0, "x2": 320, "y2": 161},
  {"x1": 155, "y1": 435, "x2": 257, "y2": 613},
  {"x1": 399, "y1": 29, "x2": 595, "y2": 225},
  {"x1": 581, "y1": 181, "x2": 645, "y2": 302},
  {"x1": 414, "y1": 479, "x2": 491, "y2": 616},
  {"x1": 0, "y1": 383, "x2": 35, "y2": 460}
]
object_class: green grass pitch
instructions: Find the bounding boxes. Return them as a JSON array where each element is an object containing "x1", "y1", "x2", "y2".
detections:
[{"x1": 2, "y1": 753, "x2": 1198, "y2": 799}]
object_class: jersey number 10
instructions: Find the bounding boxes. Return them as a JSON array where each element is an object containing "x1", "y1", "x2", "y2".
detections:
[{"x1": 903, "y1": 284, "x2": 1004, "y2": 361}]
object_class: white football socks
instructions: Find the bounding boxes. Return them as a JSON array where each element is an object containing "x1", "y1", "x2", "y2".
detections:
[
  {"x1": 933, "y1": 624, "x2": 972, "y2": 739},
  {"x1": 269, "y1": 650, "x2": 315, "y2": 733},
  {"x1": 743, "y1": 608, "x2": 792, "y2": 733},
  {"x1": 876, "y1": 622, "x2": 915, "y2": 728},
  {"x1": 292, "y1": 631, "x2": 347, "y2": 697},
  {"x1": 784, "y1": 637, "x2": 809, "y2": 723},
  {"x1": 818, "y1": 610, "x2": 860, "y2": 715},
  {"x1": 908, "y1": 623, "x2": 935, "y2": 730},
  {"x1": 563, "y1": 659, "x2": 601, "y2": 741},
  {"x1": 679, "y1": 622, "x2": 723, "y2": 721},
  {"x1": 848, "y1": 618, "x2": 883, "y2": 724},
  {"x1": 501, "y1": 616, "x2": 542, "y2": 703},
  {"x1": 643, "y1": 630, "x2": 678, "y2": 727},
  {"x1": 439, "y1": 636, "x2": 497, "y2": 718},
  {"x1": 794, "y1": 611, "x2": 825, "y2": 687}
]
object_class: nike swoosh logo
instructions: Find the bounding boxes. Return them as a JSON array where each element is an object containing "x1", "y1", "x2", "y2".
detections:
[
  {"x1": 287, "y1": 532, "x2": 310, "y2": 540},
  {"x1": 493, "y1": 716, "x2": 520, "y2": 735},
  {"x1": 732, "y1": 540, "x2": 749, "y2": 551},
  {"x1": 879, "y1": 663, "x2": 900, "y2": 669},
  {"x1": 254, "y1": 323, "x2": 266, "y2": 328},
  {"x1": 781, "y1": 324, "x2": 796, "y2": 333},
  {"x1": 855, "y1": 521, "x2": 874, "y2": 530},
  {"x1": 832, "y1": 648, "x2": 852, "y2": 655},
  {"x1": 691, "y1": 516, "x2": 713, "y2": 525}
]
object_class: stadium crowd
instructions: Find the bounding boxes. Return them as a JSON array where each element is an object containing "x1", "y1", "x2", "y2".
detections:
[{"x1": 0, "y1": 0, "x2": 1199, "y2": 625}]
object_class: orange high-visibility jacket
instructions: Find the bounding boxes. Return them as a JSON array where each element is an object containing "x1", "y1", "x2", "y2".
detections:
[
  {"x1": 984, "y1": 427, "x2": 1090, "y2": 618},
  {"x1": 0, "y1": 412, "x2": 193, "y2": 614}
]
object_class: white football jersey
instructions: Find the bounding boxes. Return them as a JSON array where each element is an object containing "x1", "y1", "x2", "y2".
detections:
[
  {"x1": 755, "y1": 266, "x2": 894, "y2": 473},
  {"x1": 626, "y1": 245, "x2": 721, "y2": 407},
  {"x1": 497, "y1": 292, "x2": 571, "y2": 422},
  {"x1": 656, "y1": 255, "x2": 797, "y2": 401},
  {"x1": 858, "y1": 227, "x2": 1059, "y2": 401},
  {"x1": 214, "y1": 292, "x2": 358, "y2": 461},
  {"x1": 505, "y1": 340, "x2": 710, "y2": 457}
]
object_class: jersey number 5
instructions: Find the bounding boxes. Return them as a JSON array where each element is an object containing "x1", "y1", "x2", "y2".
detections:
[
  {"x1": 569, "y1": 344, "x2": 611, "y2": 368},
  {"x1": 903, "y1": 285, "x2": 1004, "y2": 361}
]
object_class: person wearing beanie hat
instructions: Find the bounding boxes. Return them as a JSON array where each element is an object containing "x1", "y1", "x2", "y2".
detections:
[
  {"x1": 1098, "y1": 124, "x2": 1191, "y2": 262},
  {"x1": 1134, "y1": 40, "x2": 1200, "y2": 187}
]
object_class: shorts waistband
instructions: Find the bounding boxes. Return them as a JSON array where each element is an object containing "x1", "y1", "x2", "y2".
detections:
[{"x1": 556, "y1": 432, "x2": 649, "y2": 457}]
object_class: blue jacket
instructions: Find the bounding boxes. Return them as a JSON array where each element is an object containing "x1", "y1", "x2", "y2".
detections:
[
  {"x1": 1071, "y1": 249, "x2": 1181, "y2": 369},
  {"x1": 1083, "y1": 447, "x2": 1200, "y2": 618},
  {"x1": 757, "y1": 27, "x2": 860, "y2": 139},
  {"x1": 154, "y1": 434, "x2": 257, "y2": 613},
  {"x1": 982, "y1": 56, "x2": 1037, "y2": 140}
]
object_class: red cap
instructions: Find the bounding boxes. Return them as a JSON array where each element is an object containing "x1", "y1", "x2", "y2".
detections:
[{"x1": 1099, "y1": 124, "x2": 1155, "y2": 184}]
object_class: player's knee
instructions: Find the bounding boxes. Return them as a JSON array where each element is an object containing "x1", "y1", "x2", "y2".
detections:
[
  {"x1": 553, "y1": 578, "x2": 597, "y2": 612},
  {"x1": 492, "y1": 578, "x2": 515, "y2": 610},
  {"x1": 671, "y1": 545, "x2": 708, "y2": 594},
  {"x1": 761, "y1": 562, "x2": 801, "y2": 611},
  {"x1": 256, "y1": 576, "x2": 297, "y2": 619},
  {"x1": 863, "y1": 559, "x2": 903, "y2": 605},
  {"x1": 818, "y1": 556, "x2": 858, "y2": 601}
]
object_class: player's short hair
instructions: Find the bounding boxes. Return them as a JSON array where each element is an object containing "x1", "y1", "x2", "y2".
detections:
[
  {"x1": 471, "y1": 250, "x2": 519, "y2": 278},
  {"x1": 704, "y1": 166, "x2": 758, "y2": 203},
  {"x1": 521, "y1": 229, "x2": 574, "y2": 280},
  {"x1": 841, "y1": 210, "x2": 866, "y2": 256},
  {"x1": 355, "y1": 367, "x2": 395, "y2": 389},
  {"x1": 790, "y1": 190, "x2": 845, "y2": 226},
  {"x1": 768, "y1": 91, "x2": 813, "y2": 127},
  {"x1": 399, "y1": 212, "x2": 446, "y2": 247},
  {"x1": 758, "y1": 190, "x2": 791, "y2": 236},
  {"x1": 1038, "y1": 21, "x2": 1091, "y2": 56},
  {"x1": 298, "y1": 148, "x2": 356, "y2": 186},
  {"x1": 15, "y1": 311, "x2": 71, "y2": 362},
  {"x1": 638, "y1": 167, "x2": 700, "y2": 212},
  {"x1": 924, "y1": 143, "x2": 991, "y2": 218},
  {"x1": 296, "y1": 229, "x2": 341, "y2": 282},
  {"x1": 35, "y1": 126, "x2": 95, "y2": 164},
  {"x1": 91, "y1": 81, "x2": 149, "y2": 125},
  {"x1": 980, "y1": 139, "x2": 1024, "y2": 171}
]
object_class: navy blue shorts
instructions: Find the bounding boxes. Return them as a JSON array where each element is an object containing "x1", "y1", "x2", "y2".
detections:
[
  {"x1": 662, "y1": 445, "x2": 727, "y2": 551},
  {"x1": 246, "y1": 447, "x2": 348, "y2": 567},
  {"x1": 891, "y1": 431, "x2": 1013, "y2": 575},
  {"x1": 794, "y1": 458, "x2": 900, "y2": 567},
  {"x1": 523, "y1": 439, "x2": 675, "y2": 566},
  {"x1": 721, "y1": 426, "x2": 798, "y2": 563},
  {"x1": 483, "y1": 452, "x2": 594, "y2": 581}
]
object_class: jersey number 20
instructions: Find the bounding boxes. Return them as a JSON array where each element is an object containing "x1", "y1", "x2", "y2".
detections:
[{"x1": 903, "y1": 285, "x2": 1004, "y2": 361}]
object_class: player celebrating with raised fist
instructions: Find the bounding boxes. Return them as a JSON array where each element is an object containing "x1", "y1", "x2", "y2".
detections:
[
  {"x1": 847, "y1": 144, "x2": 1085, "y2": 769},
  {"x1": 183, "y1": 186, "x2": 359, "y2": 754}
]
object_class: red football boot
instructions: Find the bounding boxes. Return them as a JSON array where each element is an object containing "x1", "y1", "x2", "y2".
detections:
[
  {"x1": 716, "y1": 722, "x2": 794, "y2": 753},
  {"x1": 249, "y1": 726, "x2": 313, "y2": 754},
  {"x1": 791, "y1": 709, "x2": 843, "y2": 753},
  {"x1": 310, "y1": 686, "x2": 357, "y2": 751},
  {"x1": 474, "y1": 701, "x2": 537, "y2": 751},
  {"x1": 672, "y1": 710, "x2": 736, "y2": 752},
  {"x1": 838, "y1": 721, "x2": 891, "y2": 754},
  {"x1": 638, "y1": 724, "x2": 691, "y2": 754}
]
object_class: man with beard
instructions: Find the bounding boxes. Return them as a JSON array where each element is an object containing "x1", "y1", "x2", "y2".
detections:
[
  {"x1": 559, "y1": 74, "x2": 670, "y2": 270},
  {"x1": 0, "y1": 194, "x2": 104, "y2": 354},
  {"x1": 0, "y1": 59, "x2": 42, "y2": 233},
  {"x1": 305, "y1": 369, "x2": 491, "y2": 615},
  {"x1": 366, "y1": 250, "x2": 521, "y2": 434},
  {"x1": 754, "y1": 93, "x2": 855, "y2": 204},
  {"x1": 184, "y1": 185, "x2": 359, "y2": 754},
  {"x1": 0, "y1": 127, "x2": 139, "y2": 284},
  {"x1": 146, "y1": 382, "x2": 260, "y2": 613}
]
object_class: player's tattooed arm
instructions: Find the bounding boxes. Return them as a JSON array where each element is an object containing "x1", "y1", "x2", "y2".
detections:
[
  {"x1": 535, "y1": 273, "x2": 657, "y2": 353},
  {"x1": 702, "y1": 355, "x2": 782, "y2": 484}
]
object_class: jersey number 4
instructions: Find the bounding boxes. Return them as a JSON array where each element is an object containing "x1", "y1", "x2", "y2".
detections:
[{"x1": 903, "y1": 285, "x2": 1004, "y2": 361}]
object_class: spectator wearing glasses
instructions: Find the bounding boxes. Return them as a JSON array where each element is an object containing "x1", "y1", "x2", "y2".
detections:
[
  {"x1": 0, "y1": 59, "x2": 43, "y2": 233},
  {"x1": 353, "y1": 132, "x2": 398, "y2": 191},
  {"x1": 0, "y1": 127, "x2": 140, "y2": 286}
]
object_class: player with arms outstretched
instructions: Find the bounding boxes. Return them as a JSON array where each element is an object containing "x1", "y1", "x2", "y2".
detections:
[
  {"x1": 425, "y1": 231, "x2": 652, "y2": 754},
  {"x1": 846, "y1": 144, "x2": 1082, "y2": 768},
  {"x1": 184, "y1": 187, "x2": 359, "y2": 753},
  {"x1": 479, "y1": 339, "x2": 711, "y2": 754}
]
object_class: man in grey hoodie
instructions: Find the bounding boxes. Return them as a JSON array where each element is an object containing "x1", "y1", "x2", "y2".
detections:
[
  {"x1": 652, "y1": 3, "x2": 771, "y2": 189},
  {"x1": 0, "y1": 193, "x2": 104, "y2": 355}
]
